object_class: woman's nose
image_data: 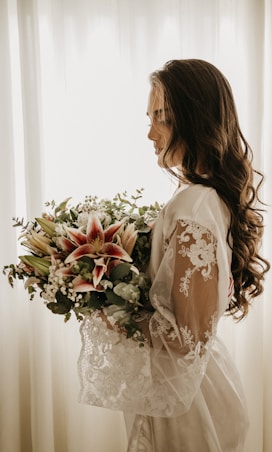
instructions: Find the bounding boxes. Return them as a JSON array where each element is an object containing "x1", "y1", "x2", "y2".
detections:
[{"x1": 148, "y1": 123, "x2": 158, "y2": 141}]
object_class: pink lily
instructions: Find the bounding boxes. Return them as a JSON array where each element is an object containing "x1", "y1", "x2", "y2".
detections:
[
  {"x1": 70, "y1": 257, "x2": 107, "y2": 292},
  {"x1": 64, "y1": 213, "x2": 132, "y2": 264},
  {"x1": 92, "y1": 257, "x2": 108, "y2": 286},
  {"x1": 54, "y1": 257, "x2": 109, "y2": 291},
  {"x1": 63, "y1": 214, "x2": 132, "y2": 289}
]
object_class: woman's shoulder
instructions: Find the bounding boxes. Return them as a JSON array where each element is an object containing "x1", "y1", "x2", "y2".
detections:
[
  {"x1": 163, "y1": 183, "x2": 230, "y2": 237},
  {"x1": 166, "y1": 183, "x2": 220, "y2": 213}
]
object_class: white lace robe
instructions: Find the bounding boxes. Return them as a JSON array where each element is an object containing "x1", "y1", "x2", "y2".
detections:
[{"x1": 78, "y1": 184, "x2": 249, "y2": 452}]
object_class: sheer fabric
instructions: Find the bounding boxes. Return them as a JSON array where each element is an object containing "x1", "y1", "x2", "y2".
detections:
[
  {"x1": 79, "y1": 185, "x2": 249, "y2": 451},
  {"x1": 0, "y1": 0, "x2": 271, "y2": 451}
]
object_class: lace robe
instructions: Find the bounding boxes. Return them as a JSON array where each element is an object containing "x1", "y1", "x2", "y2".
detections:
[{"x1": 78, "y1": 184, "x2": 249, "y2": 452}]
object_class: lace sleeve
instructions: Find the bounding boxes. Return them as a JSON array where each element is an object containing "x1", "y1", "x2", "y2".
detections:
[
  {"x1": 78, "y1": 219, "x2": 220, "y2": 417},
  {"x1": 150, "y1": 219, "x2": 218, "y2": 354}
]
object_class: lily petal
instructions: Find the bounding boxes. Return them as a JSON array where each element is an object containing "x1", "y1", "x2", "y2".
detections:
[
  {"x1": 86, "y1": 213, "x2": 104, "y2": 243},
  {"x1": 104, "y1": 220, "x2": 124, "y2": 243},
  {"x1": 64, "y1": 243, "x2": 96, "y2": 264},
  {"x1": 93, "y1": 257, "x2": 107, "y2": 287},
  {"x1": 72, "y1": 275, "x2": 103, "y2": 292},
  {"x1": 66, "y1": 227, "x2": 87, "y2": 246},
  {"x1": 101, "y1": 242, "x2": 132, "y2": 262},
  {"x1": 120, "y1": 223, "x2": 138, "y2": 255},
  {"x1": 56, "y1": 236, "x2": 77, "y2": 253},
  {"x1": 55, "y1": 265, "x2": 74, "y2": 277}
]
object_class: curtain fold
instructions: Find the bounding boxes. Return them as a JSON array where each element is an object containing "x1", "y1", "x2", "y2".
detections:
[
  {"x1": 16, "y1": 0, "x2": 44, "y2": 218},
  {"x1": 0, "y1": 1, "x2": 271, "y2": 451},
  {"x1": 263, "y1": 1, "x2": 272, "y2": 450},
  {"x1": 0, "y1": 1, "x2": 20, "y2": 451}
]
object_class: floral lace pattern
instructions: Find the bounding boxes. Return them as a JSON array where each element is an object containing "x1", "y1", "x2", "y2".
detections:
[
  {"x1": 78, "y1": 218, "x2": 219, "y2": 418},
  {"x1": 149, "y1": 309, "x2": 216, "y2": 373},
  {"x1": 177, "y1": 219, "x2": 217, "y2": 297},
  {"x1": 78, "y1": 314, "x2": 180, "y2": 416}
]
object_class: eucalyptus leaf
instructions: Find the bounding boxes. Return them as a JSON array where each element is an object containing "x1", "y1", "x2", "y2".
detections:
[
  {"x1": 54, "y1": 197, "x2": 72, "y2": 215},
  {"x1": 105, "y1": 289, "x2": 126, "y2": 306},
  {"x1": 47, "y1": 301, "x2": 72, "y2": 315},
  {"x1": 47, "y1": 291, "x2": 73, "y2": 315},
  {"x1": 86, "y1": 291, "x2": 106, "y2": 310},
  {"x1": 109, "y1": 262, "x2": 132, "y2": 282}
]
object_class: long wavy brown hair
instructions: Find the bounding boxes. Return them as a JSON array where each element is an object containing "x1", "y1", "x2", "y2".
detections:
[{"x1": 150, "y1": 59, "x2": 270, "y2": 319}]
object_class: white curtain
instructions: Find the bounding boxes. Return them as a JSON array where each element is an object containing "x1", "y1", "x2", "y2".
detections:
[{"x1": 0, "y1": 0, "x2": 271, "y2": 451}]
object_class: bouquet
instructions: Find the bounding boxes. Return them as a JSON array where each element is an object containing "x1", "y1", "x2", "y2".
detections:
[{"x1": 3, "y1": 189, "x2": 161, "y2": 343}]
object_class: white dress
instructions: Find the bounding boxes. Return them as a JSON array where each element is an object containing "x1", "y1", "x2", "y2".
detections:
[{"x1": 78, "y1": 184, "x2": 249, "y2": 452}]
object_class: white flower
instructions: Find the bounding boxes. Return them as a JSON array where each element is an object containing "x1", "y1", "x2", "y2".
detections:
[{"x1": 77, "y1": 212, "x2": 89, "y2": 228}]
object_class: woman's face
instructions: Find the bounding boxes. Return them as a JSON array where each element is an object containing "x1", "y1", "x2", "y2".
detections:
[{"x1": 147, "y1": 85, "x2": 183, "y2": 169}]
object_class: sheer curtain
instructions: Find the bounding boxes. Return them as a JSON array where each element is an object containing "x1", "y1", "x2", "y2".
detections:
[{"x1": 0, "y1": 0, "x2": 271, "y2": 451}]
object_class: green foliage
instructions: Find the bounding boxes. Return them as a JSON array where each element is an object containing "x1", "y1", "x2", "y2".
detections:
[
  {"x1": 47, "y1": 291, "x2": 73, "y2": 315},
  {"x1": 3, "y1": 189, "x2": 162, "y2": 345}
]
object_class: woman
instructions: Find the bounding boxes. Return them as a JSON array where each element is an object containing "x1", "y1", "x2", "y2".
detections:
[{"x1": 79, "y1": 60, "x2": 270, "y2": 451}]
